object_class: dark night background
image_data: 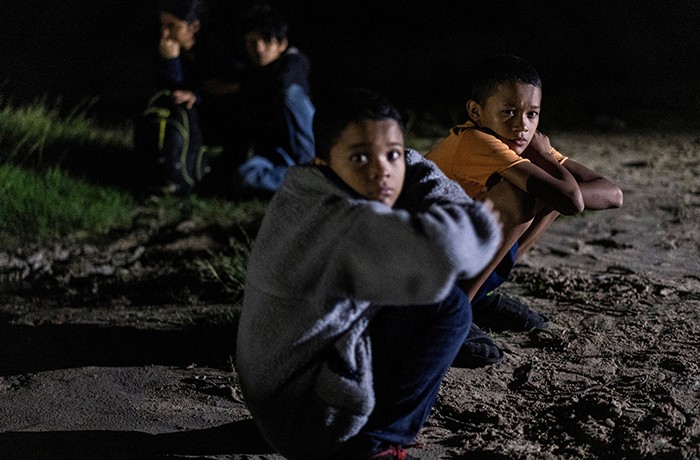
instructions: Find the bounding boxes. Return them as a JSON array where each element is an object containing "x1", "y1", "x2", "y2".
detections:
[{"x1": 1, "y1": 0, "x2": 699, "y2": 130}]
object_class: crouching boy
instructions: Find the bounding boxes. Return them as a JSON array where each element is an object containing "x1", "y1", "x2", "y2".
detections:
[
  {"x1": 427, "y1": 55, "x2": 623, "y2": 364},
  {"x1": 236, "y1": 88, "x2": 501, "y2": 459}
]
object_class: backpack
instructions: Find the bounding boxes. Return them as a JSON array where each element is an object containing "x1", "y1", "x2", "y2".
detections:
[{"x1": 134, "y1": 90, "x2": 209, "y2": 194}]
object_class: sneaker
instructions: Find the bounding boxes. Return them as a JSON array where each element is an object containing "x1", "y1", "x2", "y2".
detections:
[
  {"x1": 472, "y1": 293, "x2": 549, "y2": 332},
  {"x1": 452, "y1": 323, "x2": 504, "y2": 368},
  {"x1": 368, "y1": 445, "x2": 419, "y2": 460}
]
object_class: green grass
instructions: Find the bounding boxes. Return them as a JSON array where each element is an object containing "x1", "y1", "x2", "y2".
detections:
[
  {"x1": 0, "y1": 98, "x2": 137, "y2": 242},
  {"x1": 0, "y1": 164, "x2": 134, "y2": 240},
  {"x1": 0, "y1": 97, "x2": 131, "y2": 167},
  {"x1": 199, "y1": 243, "x2": 251, "y2": 300}
]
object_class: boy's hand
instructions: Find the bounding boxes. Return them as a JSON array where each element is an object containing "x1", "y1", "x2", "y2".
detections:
[
  {"x1": 159, "y1": 36, "x2": 181, "y2": 59},
  {"x1": 522, "y1": 131, "x2": 559, "y2": 171},
  {"x1": 479, "y1": 198, "x2": 502, "y2": 230},
  {"x1": 172, "y1": 90, "x2": 197, "y2": 109},
  {"x1": 523, "y1": 131, "x2": 552, "y2": 157}
]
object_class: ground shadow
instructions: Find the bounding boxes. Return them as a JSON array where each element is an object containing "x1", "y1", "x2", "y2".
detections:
[
  {"x1": 0, "y1": 320, "x2": 279, "y2": 458},
  {"x1": 0, "y1": 419, "x2": 275, "y2": 459},
  {"x1": 0, "y1": 322, "x2": 237, "y2": 376}
]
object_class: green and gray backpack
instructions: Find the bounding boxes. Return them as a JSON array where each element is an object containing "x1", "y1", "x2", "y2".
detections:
[{"x1": 134, "y1": 90, "x2": 209, "y2": 193}]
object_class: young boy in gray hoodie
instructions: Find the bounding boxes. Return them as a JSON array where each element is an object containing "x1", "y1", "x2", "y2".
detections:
[{"x1": 236, "y1": 88, "x2": 501, "y2": 459}]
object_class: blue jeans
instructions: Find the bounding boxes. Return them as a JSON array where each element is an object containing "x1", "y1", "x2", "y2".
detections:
[
  {"x1": 237, "y1": 83, "x2": 315, "y2": 193},
  {"x1": 344, "y1": 285, "x2": 471, "y2": 453}
]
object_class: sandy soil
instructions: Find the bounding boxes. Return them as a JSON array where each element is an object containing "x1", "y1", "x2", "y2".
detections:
[{"x1": 1, "y1": 131, "x2": 699, "y2": 459}]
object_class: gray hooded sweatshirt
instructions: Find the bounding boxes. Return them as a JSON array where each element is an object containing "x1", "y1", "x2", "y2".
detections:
[{"x1": 236, "y1": 150, "x2": 501, "y2": 459}]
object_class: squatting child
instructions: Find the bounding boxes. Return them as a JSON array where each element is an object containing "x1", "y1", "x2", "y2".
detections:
[
  {"x1": 427, "y1": 55, "x2": 623, "y2": 364},
  {"x1": 236, "y1": 88, "x2": 501, "y2": 460}
]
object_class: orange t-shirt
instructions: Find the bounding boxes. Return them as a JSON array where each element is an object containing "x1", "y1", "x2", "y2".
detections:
[{"x1": 426, "y1": 121, "x2": 567, "y2": 198}]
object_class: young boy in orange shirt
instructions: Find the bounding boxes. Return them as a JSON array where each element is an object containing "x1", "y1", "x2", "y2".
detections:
[{"x1": 427, "y1": 55, "x2": 623, "y2": 365}]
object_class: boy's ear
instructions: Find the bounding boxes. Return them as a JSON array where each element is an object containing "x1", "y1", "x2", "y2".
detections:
[
  {"x1": 313, "y1": 157, "x2": 327, "y2": 166},
  {"x1": 466, "y1": 100, "x2": 481, "y2": 123},
  {"x1": 190, "y1": 20, "x2": 201, "y2": 34},
  {"x1": 279, "y1": 37, "x2": 289, "y2": 52}
]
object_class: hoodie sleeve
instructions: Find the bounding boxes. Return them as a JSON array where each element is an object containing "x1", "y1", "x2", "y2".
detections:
[
  {"x1": 395, "y1": 149, "x2": 475, "y2": 211},
  {"x1": 322, "y1": 151, "x2": 501, "y2": 305}
]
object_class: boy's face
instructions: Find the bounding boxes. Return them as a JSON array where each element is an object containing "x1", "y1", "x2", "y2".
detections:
[
  {"x1": 315, "y1": 119, "x2": 406, "y2": 207},
  {"x1": 245, "y1": 32, "x2": 288, "y2": 66},
  {"x1": 467, "y1": 82, "x2": 541, "y2": 155},
  {"x1": 159, "y1": 12, "x2": 200, "y2": 51}
]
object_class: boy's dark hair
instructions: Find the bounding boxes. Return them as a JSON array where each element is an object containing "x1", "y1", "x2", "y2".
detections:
[
  {"x1": 239, "y1": 3, "x2": 289, "y2": 42},
  {"x1": 157, "y1": 0, "x2": 205, "y2": 24},
  {"x1": 469, "y1": 55, "x2": 541, "y2": 105},
  {"x1": 313, "y1": 88, "x2": 405, "y2": 162}
]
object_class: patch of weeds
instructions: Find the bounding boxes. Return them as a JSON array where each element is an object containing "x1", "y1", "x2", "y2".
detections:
[
  {"x1": 0, "y1": 97, "x2": 131, "y2": 167},
  {"x1": 0, "y1": 164, "x2": 134, "y2": 240},
  {"x1": 149, "y1": 193, "x2": 267, "y2": 232},
  {"x1": 205, "y1": 308, "x2": 241, "y2": 326},
  {"x1": 198, "y1": 239, "x2": 252, "y2": 302}
]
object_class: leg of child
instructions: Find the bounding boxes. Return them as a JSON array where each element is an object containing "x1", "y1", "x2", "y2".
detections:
[
  {"x1": 236, "y1": 153, "x2": 291, "y2": 194},
  {"x1": 235, "y1": 84, "x2": 315, "y2": 195},
  {"x1": 460, "y1": 178, "x2": 537, "y2": 301},
  {"x1": 468, "y1": 186, "x2": 560, "y2": 302},
  {"x1": 281, "y1": 83, "x2": 315, "y2": 165},
  {"x1": 341, "y1": 286, "x2": 471, "y2": 456},
  {"x1": 461, "y1": 179, "x2": 555, "y2": 333},
  {"x1": 515, "y1": 204, "x2": 559, "y2": 256}
]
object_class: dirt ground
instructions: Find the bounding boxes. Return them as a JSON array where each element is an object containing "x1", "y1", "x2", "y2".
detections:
[{"x1": 1, "y1": 131, "x2": 699, "y2": 459}]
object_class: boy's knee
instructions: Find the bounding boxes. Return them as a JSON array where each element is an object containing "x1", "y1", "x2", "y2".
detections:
[{"x1": 442, "y1": 286, "x2": 472, "y2": 330}]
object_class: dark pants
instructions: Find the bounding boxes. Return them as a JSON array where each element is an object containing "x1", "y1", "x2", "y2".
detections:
[
  {"x1": 343, "y1": 285, "x2": 471, "y2": 454},
  {"x1": 236, "y1": 83, "x2": 315, "y2": 193}
]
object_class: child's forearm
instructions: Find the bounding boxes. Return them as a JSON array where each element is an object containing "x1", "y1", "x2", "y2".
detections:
[
  {"x1": 578, "y1": 179, "x2": 624, "y2": 210},
  {"x1": 563, "y1": 160, "x2": 623, "y2": 210},
  {"x1": 525, "y1": 173, "x2": 584, "y2": 215},
  {"x1": 511, "y1": 157, "x2": 584, "y2": 215}
]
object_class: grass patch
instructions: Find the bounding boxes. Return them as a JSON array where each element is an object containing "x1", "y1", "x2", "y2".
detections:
[
  {"x1": 0, "y1": 97, "x2": 131, "y2": 168},
  {"x1": 0, "y1": 96, "x2": 267, "y2": 245},
  {"x1": 199, "y1": 242, "x2": 251, "y2": 301},
  {"x1": 0, "y1": 164, "x2": 134, "y2": 241},
  {"x1": 144, "y1": 193, "x2": 268, "y2": 231}
]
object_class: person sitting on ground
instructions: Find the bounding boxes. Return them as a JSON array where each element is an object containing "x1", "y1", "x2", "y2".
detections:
[
  {"x1": 232, "y1": 2, "x2": 315, "y2": 196},
  {"x1": 149, "y1": 0, "x2": 246, "y2": 192},
  {"x1": 156, "y1": 0, "x2": 207, "y2": 112},
  {"x1": 427, "y1": 55, "x2": 623, "y2": 366},
  {"x1": 236, "y1": 88, "x2": 501, "y2": 460}
]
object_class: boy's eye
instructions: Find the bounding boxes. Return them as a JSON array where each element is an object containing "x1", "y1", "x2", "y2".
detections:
[
  {"x1": 527, "y1": 111, "x2": 539, "y2": 119},
  {"x1": 350, "y1": 153, "x2": 369, "y2": 163},
  {"x1": 387, "y1": 150, "x2": 403, "y2": 161},
  {"x1": 503, "y1": 110, "x2": 516, "y2": 116}
]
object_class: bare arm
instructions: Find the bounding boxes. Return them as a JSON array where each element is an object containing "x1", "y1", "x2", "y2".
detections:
[
  {"x1": 563, "y1": 159, "x2": 623, "y2": 210},
  {"x1": 500, "y1": 132, "x2": 584, "y2": 215}
]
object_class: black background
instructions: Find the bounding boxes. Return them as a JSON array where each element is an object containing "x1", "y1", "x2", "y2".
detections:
[{"x1": 2, "y1": 0, "x2": 699, "y2": 129}]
